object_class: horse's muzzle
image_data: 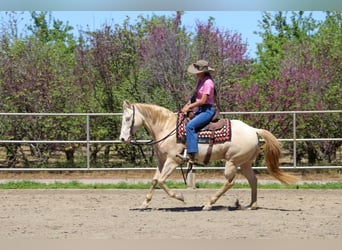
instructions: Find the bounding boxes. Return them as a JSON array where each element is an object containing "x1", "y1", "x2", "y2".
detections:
[{"x1": 120, "y1": 137, "x2": 131, "y2": 144}]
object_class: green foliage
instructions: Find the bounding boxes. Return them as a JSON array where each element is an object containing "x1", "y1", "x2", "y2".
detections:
[
  {"x1": 0, "y1": 11, "x2": 82, "y2": 165},
  {"x1": 254, "y1": 11, "x2": 319, "y2": 82}
]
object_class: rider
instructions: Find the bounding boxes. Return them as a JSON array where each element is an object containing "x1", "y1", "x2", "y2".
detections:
[{"x1": 181, "y1": 60, "x2": 216, "y2": 162}]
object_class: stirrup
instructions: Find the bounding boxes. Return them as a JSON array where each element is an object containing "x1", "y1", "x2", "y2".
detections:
[
  {"x1": 176, "y1": 153, "x2": 191, "y2": 162},
  {"x1": 176, "y1": 153, "x2": 204, "y2": 166},
  {"x1": 176, "y1": 152, "x2": 196, "y2": 163}
]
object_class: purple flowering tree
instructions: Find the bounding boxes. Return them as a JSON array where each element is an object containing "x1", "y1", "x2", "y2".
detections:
[
  {"x1": 139, "y1": 12, "x2": 192, "y2": 109},
  {"x1": 192, "y1": 18, "x2": 253, "y2": 112}
]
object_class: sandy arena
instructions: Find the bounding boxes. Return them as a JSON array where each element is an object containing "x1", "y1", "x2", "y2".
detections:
[{"x1": 0, "y1": 187, "x2": 341, "y2": 239}]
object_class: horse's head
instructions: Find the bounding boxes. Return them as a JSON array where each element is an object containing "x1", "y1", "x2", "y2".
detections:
[{"x1": 119, "y1": 100, "x2": 143, "y2": 143}]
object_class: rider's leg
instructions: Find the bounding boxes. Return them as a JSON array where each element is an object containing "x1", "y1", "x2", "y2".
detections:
[{"x1": 186, "y1": 107, "x2": 215, "y2": 157}]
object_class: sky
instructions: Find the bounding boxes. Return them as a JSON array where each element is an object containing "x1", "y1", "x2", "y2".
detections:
[
  {"x1": 51, "y1": 11, "x2": 266, "y2": 57},
  {"x1": 2, "y1": 11, "x2": 327, "y2": 59}
]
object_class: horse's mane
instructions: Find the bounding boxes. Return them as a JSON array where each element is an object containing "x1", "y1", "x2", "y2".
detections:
[{"x1": 134, "y1": 103, "x2": 176, "y2": 127}]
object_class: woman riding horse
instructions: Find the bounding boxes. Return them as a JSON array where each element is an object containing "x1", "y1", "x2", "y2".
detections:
[
  {"x1": 119, "y1": 100, "x2": 298, "y2": 210},
  {"x1": 181, "y1": 60, "x2": 216, "y2": 163}
]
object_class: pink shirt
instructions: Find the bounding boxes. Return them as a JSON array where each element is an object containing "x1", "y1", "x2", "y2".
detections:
[{"x1": 195, "y1": 76, "x2": 215, "y2": 105}]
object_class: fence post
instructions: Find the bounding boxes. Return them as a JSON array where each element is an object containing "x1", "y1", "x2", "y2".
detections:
[
  {"x1": 186, "y1": 169, "x2": 196, "y2": 189},
  {"x1": 293, "y1": 112, "x2": 297, "y2": 168},
  {"x1": 86, "y1": 115, "x2": 90, "y2": 169}
]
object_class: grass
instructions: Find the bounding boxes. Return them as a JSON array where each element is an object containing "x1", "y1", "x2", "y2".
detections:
[{"x1": 0, "y1": 180, "x2": 341, "y2": 189}]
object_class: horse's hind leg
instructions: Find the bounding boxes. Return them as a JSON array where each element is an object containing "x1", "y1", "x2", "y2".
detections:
[
  {"x1": 158, "y1": 159, "x2": 185, "y2": 203},
  {"x1": 203, "y1": 161, "x2": 236, "y2": 211},
  {"x1": 240, "y1": 162, "x2": 258, "y2": 209}
]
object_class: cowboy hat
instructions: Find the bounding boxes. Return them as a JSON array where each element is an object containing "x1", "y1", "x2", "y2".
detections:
[{"x1": 187, "y1": 60, "x2": 215, "y2": 74}]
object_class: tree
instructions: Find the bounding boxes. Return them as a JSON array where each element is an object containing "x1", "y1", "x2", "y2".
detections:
[
  {"x1": 139, "y1": 11, "x2": 192, "y2": 109},
  {"x1": 254, "y1": 11, "x2": 319, "y2": 82},
  {"x1": 0, "y1": 11, "x2": 82, "y2": 166},
  {"x1": 311, "y1": 11, "x2": 342, "y2": 164},
  {"x1": 190, "y1": 17, "x2": 253, "y2": 112},
  {"x1": 74, "y1": 17, "x2": 148, "y2": 164},
  {"x1": 314, "y1": 11, "x2": 342, "y2": 110},
  {"x1": 252, "y1": 11, "x2": 341, "y2": 165}
]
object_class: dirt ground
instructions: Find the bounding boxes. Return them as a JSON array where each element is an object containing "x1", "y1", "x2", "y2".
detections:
[
  {"x1": 0, "y1": 170, "x2": 341, "y2": 239},
  {"x1": 0, "y1": 187, "x2": 341, "y2": 239}
]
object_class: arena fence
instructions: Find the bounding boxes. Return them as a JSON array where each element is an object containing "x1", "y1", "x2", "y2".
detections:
[{"x1": 0, "y1": 110, "x2": 341, "y2": 172}]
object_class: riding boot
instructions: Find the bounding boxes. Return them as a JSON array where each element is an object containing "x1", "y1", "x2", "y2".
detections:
[
  {"x1": 187, "y1": 152, "x2": 195, "y2": 163},
  {"x1": 176, "y1": 149, "x2": 196, "y2": 163}
]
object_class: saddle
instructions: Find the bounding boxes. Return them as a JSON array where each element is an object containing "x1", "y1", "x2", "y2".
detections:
[{"x1": 176, "y1": 111, "x2": 231, "y2": 144}]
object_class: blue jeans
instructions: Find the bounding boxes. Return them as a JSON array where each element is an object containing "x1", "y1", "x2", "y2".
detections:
[{"x1": 186, "y1": 105, "x2": 215, "y2": 154}]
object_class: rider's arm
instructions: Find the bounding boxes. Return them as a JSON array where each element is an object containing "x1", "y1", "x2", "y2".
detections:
[{"x1": 181, "y1": 94, "x2": 208, "y2": 113}]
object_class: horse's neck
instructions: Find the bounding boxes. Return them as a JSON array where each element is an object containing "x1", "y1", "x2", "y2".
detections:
[{"x1": 136, "y1": 104, "x2": 176, "y2": 140}]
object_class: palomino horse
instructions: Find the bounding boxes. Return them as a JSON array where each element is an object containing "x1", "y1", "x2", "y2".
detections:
[{"x1": 119, "y1": 100, "x2": 298, "y2": 210}]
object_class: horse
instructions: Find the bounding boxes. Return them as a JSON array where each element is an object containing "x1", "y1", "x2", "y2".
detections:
[{"x1": 119, "y1": 100, "x2": 298, "y2": 210}]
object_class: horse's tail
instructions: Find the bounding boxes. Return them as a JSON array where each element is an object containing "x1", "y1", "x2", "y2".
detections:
[{"x1": 256, "y1": 129, "x2": 299, "y2": 185}]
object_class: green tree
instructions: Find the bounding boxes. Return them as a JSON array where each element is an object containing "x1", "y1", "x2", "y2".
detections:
[
  {"x1": 74, "y1": 17, "x2": 147, "y2": 165},
  {"x1": 252, "y1": 11, "x2": 341, "y2": 165},
  {"x1": 314, "y1": 11, "x2": 342, "y2": 110},
  {"x1": 0, "y1": 11, "x2": 82, "y2": 166},
  {"x1": 311, "y1": 11, "x2": 342, "y2": 164},
  {"x1": 254, "y1": 11, "x2": 319, "y2": 83}
]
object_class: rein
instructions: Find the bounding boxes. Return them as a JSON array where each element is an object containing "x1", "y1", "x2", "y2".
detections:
[{"x1": 129, "y1": 105, "x2": 186, "y2": 146}]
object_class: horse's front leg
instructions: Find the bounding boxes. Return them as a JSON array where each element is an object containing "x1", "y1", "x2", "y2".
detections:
[
  {"x1": 140, "y1": 168, "x2": 160, "y2": 209},
  {"x1": 141, "y1": 179, "x2": 158, "y2": 209},
  {"x1": 158, "y1": 159, "x2": 185, "y2": 203},
  {"x1": 140, "y1": 149, "x2": 167, "y2": 209}
]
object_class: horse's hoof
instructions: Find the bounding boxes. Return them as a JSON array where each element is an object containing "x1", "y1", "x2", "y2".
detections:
[
  {"x1": 140, "y1": 202, "x2": 149, "y2": 209},
  {"x1": 249, "y1": 203, "x2": 258, "y2": 210},
  {"x1": 175, "y1": 193, "x2": 185, "y2": 203},
  {"x1": 202, "y1": 204, "x2": 212, "y2": 211},
  {"x1": 240, "y1": 204, "x2": 258, "y2": 210}
]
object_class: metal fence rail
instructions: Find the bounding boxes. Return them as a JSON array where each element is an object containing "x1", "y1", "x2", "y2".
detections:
[{"x1": 0, "y1": 110, "x2": 341, "y2": 171}]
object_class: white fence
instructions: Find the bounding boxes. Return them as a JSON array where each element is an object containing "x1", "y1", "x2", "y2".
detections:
[{"x1": 0, "y1": 110, "x2": 341, "y2": 171}]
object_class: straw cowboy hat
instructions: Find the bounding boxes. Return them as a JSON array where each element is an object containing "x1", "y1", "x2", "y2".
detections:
[{"x1": 187, "y1": 60, "x2": 215, "y2": 74}]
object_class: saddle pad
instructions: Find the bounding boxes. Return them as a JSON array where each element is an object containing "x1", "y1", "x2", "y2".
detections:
[{"x1": 176, "y1": 113, "x2": 231, "y2": 144}]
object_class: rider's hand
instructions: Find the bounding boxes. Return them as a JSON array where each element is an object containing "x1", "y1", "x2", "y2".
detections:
[{"x1": 181, "y1": 105, "x2": 190, "y2": 114}]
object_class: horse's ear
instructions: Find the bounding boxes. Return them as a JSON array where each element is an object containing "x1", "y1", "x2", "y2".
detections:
[{"x1": 123, "y1": 100, "x2": 132, "y2": 109}]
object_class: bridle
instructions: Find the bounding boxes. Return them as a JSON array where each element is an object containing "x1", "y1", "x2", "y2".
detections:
[
  {"x1": 128, "y1": 105, "x2": 185, "y2": 146},
  {"x1": 129, "y1": 105, "x2": 136, "y2": 138}
]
